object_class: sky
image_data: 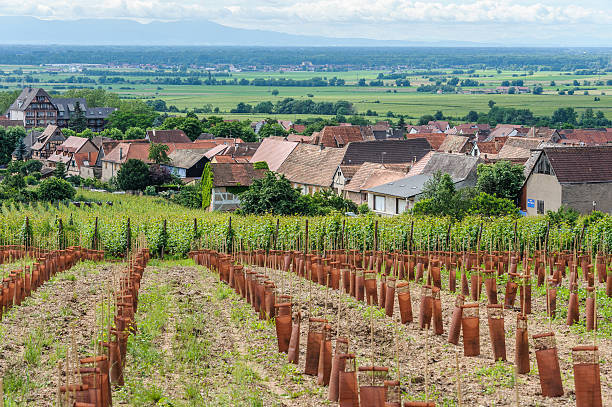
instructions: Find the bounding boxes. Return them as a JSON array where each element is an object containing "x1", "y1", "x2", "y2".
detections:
[{"x1": 1, "y1": 0, "x2": 611, "y2": 45}]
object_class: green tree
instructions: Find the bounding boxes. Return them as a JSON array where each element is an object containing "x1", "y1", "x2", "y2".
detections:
[
  {"x1": 3, "y1": 173, "x2": 26, "y2": 190},
  {"x1": 107, "y1": 100, "x2": 158, "y2": 132},
  {"x1": 24, "y1": 159, "x2": 43, "y2": 174},
  {"x1": 476, "y1": 160, "x2": 525, "y2": 201},
  {"x1": 14, "y1": 138, "x2": 27, "y2": 161},
  {"x1": 54, "y1": 162, "x2": 67, "y2": 179},
  {"x1": 469, "y1": 192, "x2": 518, "y2": 216},
  {"x1": 160, "y1": 116, "x2": 205, "y2": 141},
  {"x1": 148, "y1": 143, "x2": 171, "y2": 165},
  {"x1": 205, "y1": 121, "x2": 256, "y2": 142},
  {"x1": 116, "y1": 159, "x2": 149, "y2": 191},
  {"x1": 258, "y1": 120, "x2": 288, "y2": 139},
  {"x1": 37, "y1": 177, "x2": 76, "y2": 201},
  {"x1": 99, "y1": 128, "x2": 124, "y2": 140},
  {"x1": 0, "y1": 126, "x2": 26, "y2": 166},
  {"x1": 413, "y1": 171, "x2": 464, "y2": 218},
  {"x1": 69, "y1": 101, "x2": 88, "y2": 132},
  {"x1": 238, "y1": 172, "x2": 305, "y2": 215},
  {"x1": 124, "y1": 127, "x2": 146, "y2": 140},
  {"x1": 488, "y1": 100, "x2": 496, "y2": 109}
]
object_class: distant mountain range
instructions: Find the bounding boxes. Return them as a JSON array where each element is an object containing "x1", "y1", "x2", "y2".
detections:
[{"x1": 0, "y1": 16, "x2": 486, "y2": 47}]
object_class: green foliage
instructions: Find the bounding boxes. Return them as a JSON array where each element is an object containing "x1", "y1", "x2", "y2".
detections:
[
  {"x1": 238, "y1": 172, "x2": 303, "y2": 215},
  {"x1": 53, "y1": 162, "x2": 67, "y2": 179},
  {"x1": 413, "y1": 171, "x2": 470, "y2": 219},
  {"x1": 98, "y1": 127, "x2": 124, "y2": 140},
  {"x1": 201, "y1": 163, "x2": 213, "y2": 209},
  {"x1": 253, "y1": 161, "x2": 269, "y2": 170},
  {"x1": 257, "y1": 119, "x2": 288, "y2": 139},
  {"x1": 476, "y1": 160, "x2": 525, "y2": 201},
  {"x1": 0, "y1": 126, "x2": 26, "y2": 165},
  {"x1": 357, "y1": 203, "x2": 370, "y2": 214},
  {"x1": 205, "y1": 120, "x2": 257, "y2": 142},
  {"x1": 148, "y1": 142, "x2": 171, "y2": 164},
  {"x1": 14, "y1": 137, "x2": 27, "y2": 160},
  {"x1": 170, "y1": 184, "x2": 203, "y2": 209},
  {"x1": 63, "y1": 88, "x2": 122, "y2": 108},
  {"x1": 68, "y1": 101, "x2": 88, "y2": 132},
  {"x1": 117, "y1": 159, "x2": 150, "y2": 191},
  {"x1": 469, "y1": 192, "x2": 519, "y2": 217},
  {"x1": 124, "y1": 126, "x2": 146, "y2": 140},
  {"x1": 546, "y1": 205, "x2": 580, "y2": 226},
  {"x1": 159, "y1": 116, "x2": 204, "y2": 141},
  {"x1": 37, "y1": 177, "x2": 76, "y2": 201},
  {"x1": 107, "y1": 100, "x2": 158, "y2": 132}
]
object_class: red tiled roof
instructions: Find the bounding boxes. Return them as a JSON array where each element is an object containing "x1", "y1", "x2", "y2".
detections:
[
  {"x1": 312, "y1": 125, "x2": 367, "y2": 148},
  {"x1": 544, "y1": 146, "x2": 612, "y2": 183},
  {"x1": 211, "y1": 163, "x2": 267, "y2": 187},
  {"x1": 558, "y1": 129, "x2": 612, "y2": 146},
  {"x1": 477, "y1": 137, "x2": 508, "y2": 154},
  {"x1": 404, "y1": 133, "x2": 444, "y2": 150},
  {"x1": 73, "y1": 151, "x2": 99, "y2": 168},
  {"x1": 146, "y1": 129, "x2": 191, "y2": 144},
  {"x1": 103, "y1": 142, "x2": 152, "y2": 164}
]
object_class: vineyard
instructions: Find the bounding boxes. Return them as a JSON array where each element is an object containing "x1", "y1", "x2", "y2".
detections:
[{"x1": 0, "y1": 192, "x2": 610, "y2": 406}]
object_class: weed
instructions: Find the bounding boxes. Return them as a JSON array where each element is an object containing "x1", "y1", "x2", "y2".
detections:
[{"x1": 23, "y1": 327, "x2": 52, "y2": 367}]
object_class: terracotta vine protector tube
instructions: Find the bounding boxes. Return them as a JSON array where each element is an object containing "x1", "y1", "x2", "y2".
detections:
[
  {"x1": 504, "y1": 273, "x2": 519, "y2": 308},
  {"x1": 408, "y1": 255, "x2": 415, "y2": 281},
  {"x1": 461, "y1": 303, "x2": 480, "y2": 357},
  {"x1": 385, "y1": 277, "x2": 396, "y2": 317},
  {"x1": 430, "y1": 264, "x2": 441, "y2": 289},
  {"x1": 487, "y1": 304, "x2": 506, "y2": 361},
  {"x1": 287, "y1": 312, "x2": 301, "y2": 365},
  {"x1": 358, "y1": 366, "x2": 388, "y2": 407},
  {"x1": 585, "y1": 286, "x2": 596, "y2": 331},
  {"x1": 461, "y1": 270, "x2": 469, "y2": 297},
  {"x1": 483, "y1": 270, "x2": 497, "y2": 304},
  {"x1": 305, "y1": 318, "x2": 327, "y2": 375},
  {"x1": 572, "y1": 346, "x2": 603, "y2": 407},
  {"x1": 419, "y1": 285, "x2": 433, "y2": 330},
  {"x1": 470, "y1": 272, "x2": 483, "y2": 301},
  {"x1": 515, "y1": 314, "x2": 530, "y2": 374},
  {"x1": 342, "y1": 266, "x2": 351, "y2": 294},
  {"x1": 364, "y1": 271, "x2": 378, "y2": 306},
  {"x1": 317, "y1": 324, "x2": 333, "y2": 386},
  {"x1": 356, "y1": 269, "x2": 365, "y2": 301},
  {"x1": 349, "y1": 268, "x2": 356, "y2": 297},
  {"x1": 546, "y1": 284, "x2": 557, "y2": 320},
  {"x1": 448, "y1": 264, "x2": 456, "y2": 293},
  {"x1": 567, "y1": 282, "x2": 579, "y2": 326},
  {"x1": 338, "y1": 354, "x2": 359, "y2": 407},
  {"x1": 595, "y1": 253, "x2": 606, "y2": 283},
  {"x1": 415, "y1": 261, "x2": 424, "y2": 282},
  {"x1": 432, "y1": 287, "x2": 443, "y2": 335},
  {"x1": 607, "y1": 268, "x2": 612, "y2": 297},
  {"x1": 379, "y1": 274, "x2": 387, "y2": 309},
  {"x1": 533, "y1": 332, "x2": 564, "y2": 397},
  {"x1": 519, "y1": 273, "x2": 532, "y2": 314},
  {"x1": 396, "y1": 281, "x2": 413, "y2": 324},
  {"x1": 384, "y1": 380, "x2": 401, "y2": 407},
  {"x1": 448, "y1": 294, "x2": 464, "y2": 345},
  {"x1": 328, "y1": 337, "x2": 349, "y2": 401},
  {"x1": 275, "y1": 302, "x2": 292, "y2": 353}
]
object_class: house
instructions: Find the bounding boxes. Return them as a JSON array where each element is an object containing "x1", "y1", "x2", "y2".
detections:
[
  {"x1": 471, "y1": 137, "x2": 508, "y2": 158},
  {"x1": 249, "y1": 138, "x2": 298, "y2": 171},
  {"x1": 207, "y1": 163, "x2": 267, "y2": 212},
  {"x1": 557, "y1": 129, "x2": 612, "y2": 146},
  {"x1": 341, "y1": 139, "x2": 431, "y2": 167},
  {"x1": 428, "y1": 121, "x2": 450, "y2": 132},
  {"x1": 164, "y1": 150, "x2": 209, "y2": 180},
  {"x1": 494, "y1": 136, "x2": 547, "y2": 164},
  {"x1": 448, "y1": 123, "x2": 491, "y2": 135},
  {"x1": 6, "y1": 87, "x2": 115, "y2": 130},
  {"x1": 30, "y1": 125, "x2": 65, "y2": 160},
  {"x1": 521, "y1": 146, "x2": 612, "y2": 215},
  {"x1": 73, "y1": 151, "x2": 99, "y2": 179},
  {"x1": 145, "y1": 129, "x2": 191, "y2": 144},
  {"x1": 286, "y1": 134, "x2": 314, "y2": 143},
  {"x1": 488, "y1": 126, "x2": 520, "y2": 140},
  {"x1": 343, "y1": 162, "x2": 408, "y2": 205},
  {"x1": 47, "y1": 136, "x2": 98, "y2": 176},
  {"x1": 101, "y1": 142, "x2": 152, "y2": 181},
  {"x1": 366, "y1": 153, "x2": 481, "y2": 216},
  {"x1": 311, "y1": 125, "x2": 374, "y2": 148},
  {"x1": 526, "y1": 127, "x2": 561, "y2": 142},
  {"x1": 404, "y1": 133, "x2": 445, "y2": 150},
  {"x1": 406, "y1": 125, "x2": 443, "y2": 134},
  {"x1": 277, "y1": 143, "x2": 347, "y2": 195},
  {"x1": 438, "y1": 135, "x2": 472, "y2": 154}
]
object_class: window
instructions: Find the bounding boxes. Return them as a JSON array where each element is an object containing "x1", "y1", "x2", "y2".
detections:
[
  {"x1": 536, "y1": 157, "x2": 551, "y2": 174},
  {"x1": 537, "y1": 200, "x2": 544, "y2": 214},
  {"x1": 362, "y1": 193, "x2": 367, "y2": 202},
  {"x1": 396, "y1": 198, "x2": 400, "y2": 214},
  {"x1": 374, "y1": 195, "x2": 385, "y2": 212}
]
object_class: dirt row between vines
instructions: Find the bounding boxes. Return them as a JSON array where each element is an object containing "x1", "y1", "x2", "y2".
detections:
[
  {"x1": 0, "y1": 262, "x2": 121, "y2": 405},
  {"x1": 252, "y1": 264, "x2": 612, "y2": 407},
  {"x1": 118, "y1": 260, "x2": 329, "y2": 406}
]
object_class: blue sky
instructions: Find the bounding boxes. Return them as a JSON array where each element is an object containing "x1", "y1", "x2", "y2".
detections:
[{"x1": 2, "y1": 0, "x2": 611, "y2": 45}]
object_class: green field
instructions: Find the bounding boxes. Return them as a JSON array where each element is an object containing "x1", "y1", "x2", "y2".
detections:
[{"x1": 2, "y1": 65, "x2": 612, "y2": 122}]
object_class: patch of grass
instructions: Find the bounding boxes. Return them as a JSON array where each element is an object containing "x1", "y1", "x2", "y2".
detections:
[
  {"x1": 23, "y1": 327, "x2": 52, "y2": 367},
  {"x1": 214, "y1": 283, "x2": 234, "y2": 301},
  {"x1": 2, "y1": 369, "x2": 37, "y2": 403},
  {"x1": 475, "y1": 360, "x2": 517, "y2": 394}
]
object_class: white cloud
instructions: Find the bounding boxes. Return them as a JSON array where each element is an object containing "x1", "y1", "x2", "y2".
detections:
[{"x1": 0, "y1": 0, "x2": 607, "y2": 24}]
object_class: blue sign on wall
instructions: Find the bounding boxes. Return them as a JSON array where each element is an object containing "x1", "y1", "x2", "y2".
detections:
[{"x1": 527, "y1": 199, "x2": 535, "y2": 208}]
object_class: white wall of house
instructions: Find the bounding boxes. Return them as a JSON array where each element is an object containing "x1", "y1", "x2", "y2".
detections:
[
  {"x1": 101, "y1": 161, "x2": 121, "y2": 182},
  {"x1": 524, "y1": 173, "x2": 562, "y2": 216},
  {"x1": 210, "y1": 186, "x2": 241, "y2": 212},
  {"x1": 367, "y1": 193, "x2": 410, "y2": 216}
]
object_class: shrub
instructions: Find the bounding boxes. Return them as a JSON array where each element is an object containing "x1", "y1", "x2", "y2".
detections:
[
  {"x1": 117, "y1": 159, "x2": 149, "y2": 191},
  {"x1": 37, "y1": 177, "x2": 76, "y2": 201}
]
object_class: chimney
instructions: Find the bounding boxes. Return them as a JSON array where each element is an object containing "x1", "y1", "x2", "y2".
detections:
[
  {"x1": 88, "y1": 151, "x2": 91, "y2": 163},
  {"x1": 119, "y1": 147, "x2": 123, "y2": 161}
]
